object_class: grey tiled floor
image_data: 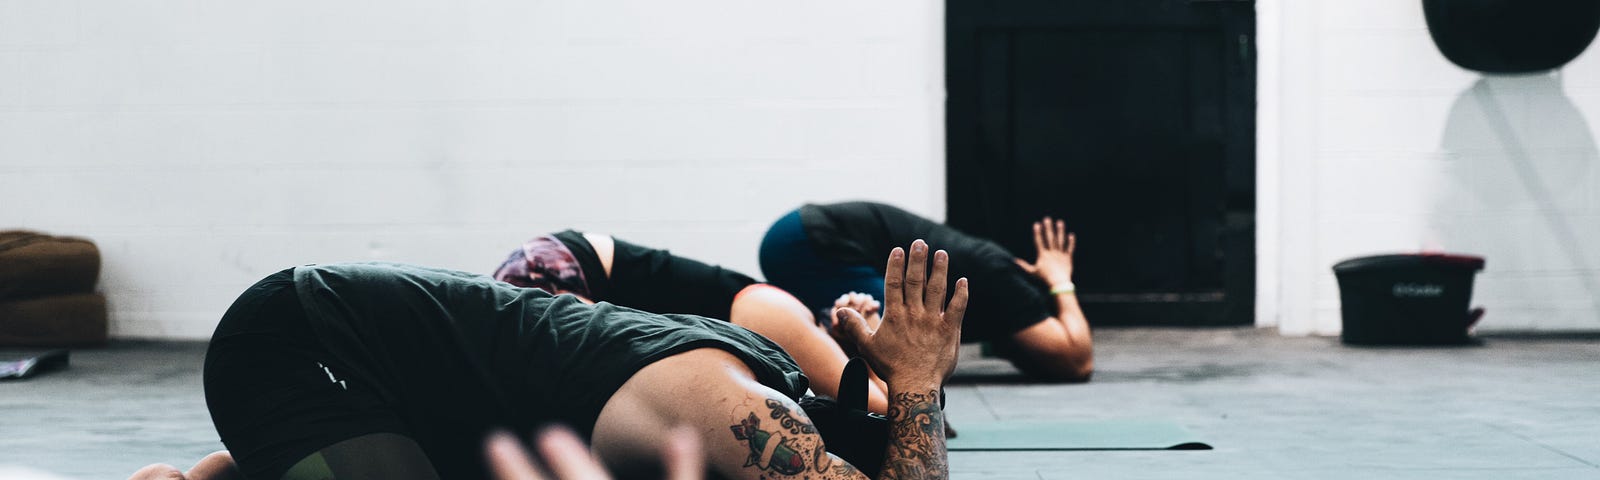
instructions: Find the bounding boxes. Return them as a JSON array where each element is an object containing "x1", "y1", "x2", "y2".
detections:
[
  {"x1": 946, "y1": 330, "x2": 1600, "y2": 479},
  {"x1": 2, "y1": 329, "x2": 1597, "y2": 479}
]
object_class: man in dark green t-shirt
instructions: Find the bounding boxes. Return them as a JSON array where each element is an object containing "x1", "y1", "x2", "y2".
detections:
[{"x1": 189, "y1": 240, "x2": 965, "y2": 480}]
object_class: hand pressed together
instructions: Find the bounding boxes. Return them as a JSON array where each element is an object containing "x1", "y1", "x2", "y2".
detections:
[{"x1": 832, "y1": 292, "x2": 881, "y2": 328}]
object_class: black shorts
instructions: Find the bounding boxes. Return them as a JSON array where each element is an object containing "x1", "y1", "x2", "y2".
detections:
[{"x1": 204, "y1": 269, "x2": 507, "y2": 479}]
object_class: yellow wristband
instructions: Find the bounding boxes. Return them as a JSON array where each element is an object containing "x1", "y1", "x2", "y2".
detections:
[{"x1": 1050, "y1": 283, "x2": 1076, "y2": 295}]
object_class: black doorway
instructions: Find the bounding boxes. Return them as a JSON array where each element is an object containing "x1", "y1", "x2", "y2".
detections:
[{"x1": 946, "y1": 0, "x2": 1256, "y2": 326}]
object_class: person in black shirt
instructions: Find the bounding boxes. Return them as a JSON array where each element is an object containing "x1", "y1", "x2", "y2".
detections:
[
  {"x1": 760, "y1": 201, "x2": 1093, "y2": 382},
  {"x1": 494, "y1": 230, "x2": 757, "y2": 321},
  {"x1": 185, "y1": 246, "x2": 967, "y2": 480},
  {"x1": 493, "y1": 230, "x2": 891, "y2": 413}
]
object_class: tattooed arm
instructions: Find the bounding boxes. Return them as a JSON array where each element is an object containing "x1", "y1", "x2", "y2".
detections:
[
  {"x1": 592, "y1": 348, "x2": 872, "y2": 480},
  {"x1": 878, "y1": 389, "x2": 947, "y2": 480},
  {"x1": 593, "y1": 240, "x2": 965, "y2": 480},
  {"x1": 833, "y1": 240, "x2": 969, "y2": 480}
]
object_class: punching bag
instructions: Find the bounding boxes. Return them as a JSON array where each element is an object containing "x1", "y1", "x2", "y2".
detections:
[{"x1": 1424, "y1": 0, "x2": 1600, "y2": 73}]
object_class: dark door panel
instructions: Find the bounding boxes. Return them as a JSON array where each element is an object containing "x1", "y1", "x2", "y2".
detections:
[{"x1": 948, "y1": 0, "x2": 1254, "y2": 326}]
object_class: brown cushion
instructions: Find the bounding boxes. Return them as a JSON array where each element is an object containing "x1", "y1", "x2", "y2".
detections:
[
  {"x1": 0, "y1": 231, "x2": 101, "y2": 301},
  {"x1": 0, "y1": 293, "x2": 108, "y2": 347}
]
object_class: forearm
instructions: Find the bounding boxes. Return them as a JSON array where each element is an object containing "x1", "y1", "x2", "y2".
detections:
[
  {"x1": 878, "y1": 384, "x2": 948, "y2": 480},
  {"x1": 1004, "y1": 293, "x2": 1095, "y2": 381},
  {"x1": 1050, "y1": 292, "x2": 1093, "y2": 353}
]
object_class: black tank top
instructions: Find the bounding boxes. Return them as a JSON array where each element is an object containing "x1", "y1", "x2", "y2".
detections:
[{"x1": 551, "y1": 230, "x2": 758, "y2": 320}]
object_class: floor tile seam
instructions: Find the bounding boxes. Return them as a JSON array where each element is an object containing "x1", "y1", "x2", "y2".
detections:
[
  {"x1": 1480, "y1": 422, "x2": 1599, "y2": 469},
  {"x1": 969, "y1": 385, "x2": 1001, "y2": 420}
]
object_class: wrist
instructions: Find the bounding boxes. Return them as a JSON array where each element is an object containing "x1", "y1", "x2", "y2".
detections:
[
  {"x1": 885, "y1": 377, "x2": 943, "y2": 393},
  {"x1": 885, "y1": 381, "x2": 946, "y2": 411}
]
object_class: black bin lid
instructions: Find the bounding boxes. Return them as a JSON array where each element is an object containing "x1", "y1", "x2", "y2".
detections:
[
  {"x1": 1333, "y1": 253, "x2": 1486, "y2": 274},
  {"x1": 1423, "y1": 0, "x2": 1600, "y2": 74}
]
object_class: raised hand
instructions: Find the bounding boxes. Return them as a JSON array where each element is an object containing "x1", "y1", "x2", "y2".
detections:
[
  {"x1": 834, "y1": 240, "x2": 968, "y2": 389},
  {"x1": 1014, "y1": 217, "x2": 1076, "y2": 290}
]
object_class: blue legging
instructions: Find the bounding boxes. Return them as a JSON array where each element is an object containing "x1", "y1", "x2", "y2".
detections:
[{"x1": 759, "y1": 209, "x2": 885, "y2": 323}]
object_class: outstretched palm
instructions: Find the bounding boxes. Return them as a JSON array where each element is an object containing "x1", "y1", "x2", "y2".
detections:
[{"x1": 1014, "y1": 217, "x2": 1076, "y2": 288}]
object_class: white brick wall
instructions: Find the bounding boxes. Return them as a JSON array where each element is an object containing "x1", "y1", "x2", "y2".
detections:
[
  {"x1": 1261, "y1": 0, "x2": 1600, "y2": 334},
  {"x1": 18, "y1": 0, "x2": 1586, "y2": 339},
  {"x1": 0, "y1": 1, "x2": 946, "y2": 339}
]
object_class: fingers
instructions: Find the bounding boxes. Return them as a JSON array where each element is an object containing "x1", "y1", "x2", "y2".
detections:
[
  {"x1": 1013, "y1": 258, "x2": 1037, "y2": 274},
  {"x1": 863, "y1": 298, "x2": 880, "y2": 315},
  {"x1": 1049, "y1": 219, "x2": 1062, "y2": 249},
  {"x1": 1035, "y1": 217, "x2": 1073, "y2": 252},
  {"x1": 1032, "y1": 220, "x2": 1046, "y2": 253},
  {"x1": 831, "y1": 295, "x2": 851, "y2": 328},
  {"x1": 882, "y1": 247, "x2": 905, "y2": 310},
  {"x1": 1066, "y1": 232, "x2": 1077, "y2": 256},
  {"x1": 1048, "y1": 217, "x2": 1062, "y2": 250},
  {"x1": 902, "y1": 240, "x2": 928, "y2": 314},
  {"x1": 925, "y1": 250, "x2": 949, "y2": 312},
  {"x1": 536, "y1": 426, "x2": 610, "y2": 480},
  {"x1": 835, "y1": 293, "x2": 879, "y2": 314},
  {"x1": 662, "y1": 427, "x2": 704, "y2": 480},
  {"x1": 486, "y1": 431, "x2": 545, "y2": 480},
  {"x1": 857, "y1": 293, "x2": 881, "y2": 314},
  {"x1": 945, "y1": 278, "x2": 970, "y2": 328},
  {"x1": 833, "y1": 307, "x2": 874, "y2": 347}
]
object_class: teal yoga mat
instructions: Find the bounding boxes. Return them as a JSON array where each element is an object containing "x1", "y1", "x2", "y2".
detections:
[{"x1": 946, "y1": 420, "x2": 1211, "y2": 451}]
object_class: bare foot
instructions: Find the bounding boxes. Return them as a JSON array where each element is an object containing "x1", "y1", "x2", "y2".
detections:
[
  {"x1": 128, "y1": 451, "x2": 238, "y2": 480},
  {"x1": 187, "y1": 451, "x2": 239, "y2": 480}
]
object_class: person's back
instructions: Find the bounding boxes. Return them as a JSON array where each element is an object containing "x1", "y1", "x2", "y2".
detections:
[
  {"x1": 169, "y1": 238, "x2": 968, "y2": 480},
  {"x1": 494, "y1": 230, "x2": 896, "y2": 413},
  {"x1": 206, "y1": 262, "x2": 807, "y2": 479},
  {"x1": 762, "y1": 201, "x2": 1094, "y2": 382},
  {"x1": 766, "y1": 202, "x2": 1051, "y2": 343}
]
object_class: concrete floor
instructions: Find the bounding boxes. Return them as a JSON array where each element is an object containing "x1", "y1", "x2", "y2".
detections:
[{"x1": 2, "y1": 328, "x2": 1597, "y2": 479}]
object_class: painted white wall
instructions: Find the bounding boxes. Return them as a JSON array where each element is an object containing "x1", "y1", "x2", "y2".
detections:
[
  {"x1": 0, "y1": 0, "x2": 946, "y2": 339},
  {"x1": 1259, "y1": 0, "x2": 1600, "y2": 334}
]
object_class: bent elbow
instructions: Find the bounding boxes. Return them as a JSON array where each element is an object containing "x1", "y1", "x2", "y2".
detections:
[
  {"x1": 1009, "y1": 350, "x2": 1093, "y2": 383},
  {"x1": 1040, "y1": 359, "x2": 1093, "y2": 383}
]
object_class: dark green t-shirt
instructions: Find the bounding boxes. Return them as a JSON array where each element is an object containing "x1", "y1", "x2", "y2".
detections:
[{"x1": 292, "y1": 262, "x2": 808, "y2": 435}]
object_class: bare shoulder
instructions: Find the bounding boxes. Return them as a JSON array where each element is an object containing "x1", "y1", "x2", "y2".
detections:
[
  {"x1": 729, "y1": 284, "x2": 811, "y2": 320},
  {"x1": 579, "y1": 232, "x2": 616, "y2": 277},
  {"x1": 594, "y1": 348, "x2": 869, "y2": 480}
]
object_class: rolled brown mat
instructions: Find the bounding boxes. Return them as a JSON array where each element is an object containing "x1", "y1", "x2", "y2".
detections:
[
  {"x1": 0, "y1": 293, "x2": 108, "y2": 347},
  {"x1": 0, "y1": 230, "x2": 101, "y2": 301}
]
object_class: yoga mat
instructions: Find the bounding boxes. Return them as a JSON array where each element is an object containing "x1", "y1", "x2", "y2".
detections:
[{"x1": 946, "y1": 419, "x2": 1211, "y2": 451}]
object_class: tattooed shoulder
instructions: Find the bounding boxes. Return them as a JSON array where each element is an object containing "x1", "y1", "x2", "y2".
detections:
[{"x1": 726, "y1": 396, "x2": 863, "y2": 479}]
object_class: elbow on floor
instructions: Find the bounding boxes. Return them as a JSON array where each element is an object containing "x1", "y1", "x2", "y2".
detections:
[
  {"x1": 1038, "y1": 361, "x2": 1094, "y2": 384},
  {"x1": 1012, "y1": 354, "x2": 1094, "y2": 383}
]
